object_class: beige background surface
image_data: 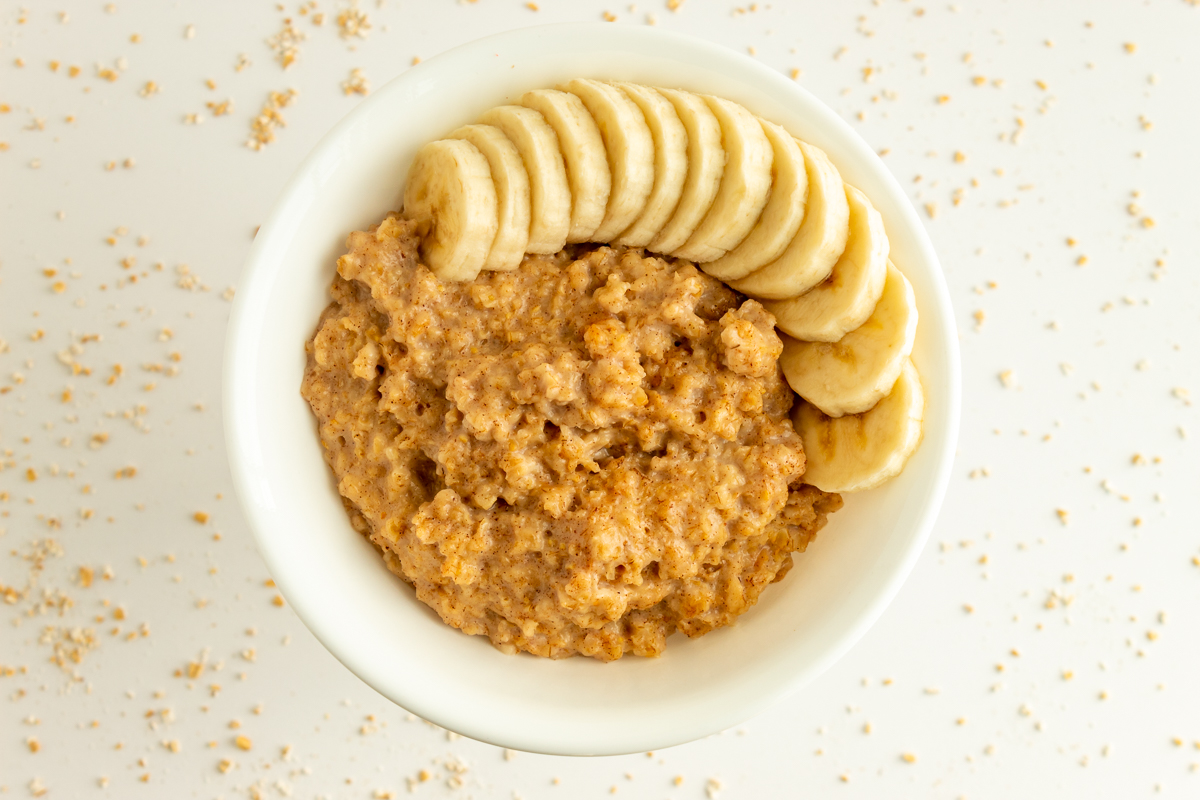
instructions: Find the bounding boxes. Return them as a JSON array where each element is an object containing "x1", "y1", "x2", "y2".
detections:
[{"x1": 2, "y1": 0, "x2": 1198, "y2": 797}]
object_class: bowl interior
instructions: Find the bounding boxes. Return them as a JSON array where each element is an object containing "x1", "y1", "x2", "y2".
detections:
[{"x1": 224, "y1": 23, "x2": 960, "y2": 757}]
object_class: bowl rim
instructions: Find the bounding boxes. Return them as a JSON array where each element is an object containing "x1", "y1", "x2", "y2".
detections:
[{"x1": 224, "y1": 21, "x2": 961, "y2": 756}]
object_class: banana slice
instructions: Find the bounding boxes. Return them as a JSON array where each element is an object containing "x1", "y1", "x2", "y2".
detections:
[
  {"x1": 794, "y1": 358, "x2": 924, "y2": 493},
  {"x1": 478, "y1": 105, "x2": 570, "y2": 254},
  {"x1": 612, "y1": 82, "x2": 688, "y2": 247},
  {"x1": 765, "y1": 185, "x2": 889, "y2": 341},
  {"x1": 519, "y1": 89, "x2": 609, "y2": 243},
  {"x1": 728, "y1": 141, "x2": 850, "y2": 300},
  {"x1": 562, "y1": 79, "x2": 654, "y2": 243},
  {"x1": 779, "y1": 262, "x2": 917, "y2": 417},
  {"x1": 701, "y1": 119, "x2": 808, "y2": 281},
  {"x1": 672, "y1": 95, "x2": 773, "y2": 263},
  {"x1": 447, "y1": 124, "x2": 531, "y2": 271},
  {"x1": 402, "y1": 138, "x2": 498, "y2": 282},
  {"x1": 648, "y1": 88, "x2": 725, "y2": 255}
]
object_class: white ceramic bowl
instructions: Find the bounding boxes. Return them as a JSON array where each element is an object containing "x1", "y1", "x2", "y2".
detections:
[{"x1": 224, "y1": 22, "x2": 960, "y2": 757}]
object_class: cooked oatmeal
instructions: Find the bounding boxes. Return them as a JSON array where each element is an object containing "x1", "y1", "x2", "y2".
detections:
[{"x1": 301, "y1": 214, "x2": 841, "y2": 661}]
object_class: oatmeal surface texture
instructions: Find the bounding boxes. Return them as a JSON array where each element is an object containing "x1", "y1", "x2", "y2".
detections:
[{"x1": 301, "y1": 215, "x2": 841, "y2": 661}]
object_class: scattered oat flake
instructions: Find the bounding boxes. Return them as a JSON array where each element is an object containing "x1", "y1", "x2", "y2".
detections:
[
  {"x1": 342, "y1": 68, "x2": 370, "y2": 96},
  {"x1": 337, "y1": 3, "x2": 371, "y2": 39},
  {"x1": 267, "y1": 18, "x2": 307, "y2": 69},
  {"x1": 247, "y1": 89, "x2": 298, "y2": 151}
]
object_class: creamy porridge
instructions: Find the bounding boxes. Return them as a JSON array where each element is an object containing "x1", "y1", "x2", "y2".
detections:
[{"x1": 301, "y1": 214, "x2": 841, "y2": 661}]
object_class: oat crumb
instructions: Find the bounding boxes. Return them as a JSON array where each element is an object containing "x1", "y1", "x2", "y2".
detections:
[
  {"x1": 337, "y1": 3, "x2": 372, "y2": 39},
  {"x1": 342, "y1": 68, "x2": 370, "y2": 96},
  {"x1": 267, "y1": 18, "x2": 307, "y2": 69},
  {"x1": 246, "y1": 88, "x2": 299, "y2": 151}
]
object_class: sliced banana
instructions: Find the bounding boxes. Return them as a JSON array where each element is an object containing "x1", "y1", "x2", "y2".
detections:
[
  {"x1": 701, "y1": 119, "x2": 808, "y2": 281},
  {"x1": 728, "y1": 141, "x2": 850, "y2": 300},
  {"x1": 447, "y1": 124, "x2": 531, "y2": 271},
  {"x1": 648, "y1": 88, "x2": 725, "y2": 255},
  {"x1": 562, "y1": 78, "x2": 654, "y2": 243},
  {"x1": 672, "y1": 95, "x2": 773, "y2": 263},
  {"x1": 765, "y1": 185, "x2": 888, "y2": 341},
  {"x1": 612, "y1": 82, "x2": 688, "y2": 248},
  {"x1": 779, "y1": 262, "x2": 917, "y2": 417},
  {"x1": 401, "y1": 138, "x2": 498, "y2": 281},
  {"x1": 793, "y1": 358, "x2": 924, "y2": 493},
  {"x1": 519, "y1": 89, "x2": 609, "y2": 243},
  {"x1": 478, "y1": 105, "x2": 570, "y2": 254}
]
